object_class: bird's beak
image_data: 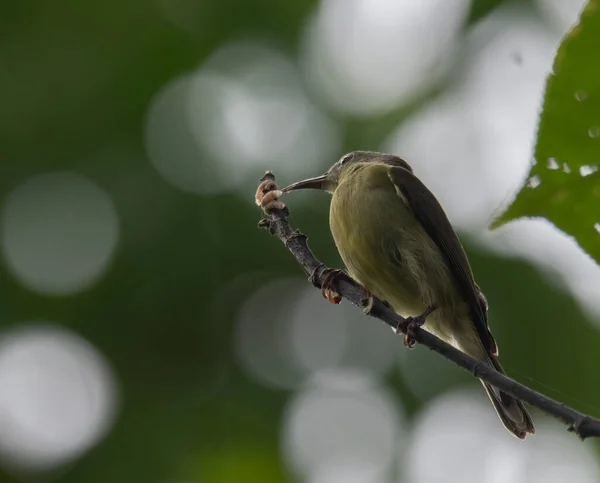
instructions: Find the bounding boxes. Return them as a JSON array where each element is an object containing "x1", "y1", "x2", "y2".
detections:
[{"x1": 282, "y1": 174, "x2": 327, "y2": 193}]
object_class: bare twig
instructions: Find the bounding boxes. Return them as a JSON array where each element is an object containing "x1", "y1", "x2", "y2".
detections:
[{"x1": 256, "y1": 171, "x2": 600, "y2": 440}]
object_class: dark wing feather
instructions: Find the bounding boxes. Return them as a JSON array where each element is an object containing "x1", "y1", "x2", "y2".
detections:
[{"x1": 388, "y1": 166, "x2": 497, "y2": 355}]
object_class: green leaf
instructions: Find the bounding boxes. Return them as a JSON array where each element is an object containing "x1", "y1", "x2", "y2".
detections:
[{"x1": 492, "y1": 0, "x2": 600, "y2": 264}]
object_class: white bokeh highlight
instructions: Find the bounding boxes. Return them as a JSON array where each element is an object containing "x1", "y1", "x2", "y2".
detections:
[
  {"x1": 405, "y1": 389, "x2": 600, "y2": 483},
  {"x1": 535, "y1": 0, "x2": 586, "y2": 32},
  {"x1": 235, "y1": 278, "x2": 398, "y2": 390},
  {"x1": 282, "y1": 370, "x2": 403, "y2": 480},
  {"x1": 0, "y1": 324, "x2": 118, "y2": 473},
  {"x1": 301, "y1": 0, "x2": 471, "y2": 116},
  {"x1": 287, "y1": 287, "x2": 350, "y2": 375},
  {"x1": 483, "y1": 219, "x2": 600, "y2": 319},
  {"x1": 307, "y1": 463, "x2": 388, "y2": 483},
  {"x1": 384, "y1": 9, "x2": 558, "y2": 229},
  {"x1": 145, "y1": 76, "x2": 215, "y2": 194},
  {"x1": 288, "y1": 285, "x2": 397, "y2": 378},
  {"x1": 234, "y1": 277, "x2": 307, "y2": 390},
  {"x1": 1, "y1": 172, "x2": 119, "y2": 295},
  {"x1": 145, "y1": 41, "x2": 340, "y2": 196}
]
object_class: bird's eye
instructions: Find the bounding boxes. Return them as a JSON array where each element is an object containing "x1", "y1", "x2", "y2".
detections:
[{"x1": 339, "y1": 154, "x2": 353, "y2": 166}]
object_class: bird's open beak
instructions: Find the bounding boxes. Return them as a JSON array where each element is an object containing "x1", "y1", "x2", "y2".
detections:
[{"x1": 282, "y1": 174, "x2": 327, "y2": 193}]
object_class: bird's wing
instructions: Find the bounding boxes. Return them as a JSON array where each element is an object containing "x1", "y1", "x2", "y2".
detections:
[{"x1": 388, "y1": 166, "x2": 497, "y2": 356}]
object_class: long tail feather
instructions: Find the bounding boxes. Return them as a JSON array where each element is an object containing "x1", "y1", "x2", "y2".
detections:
[{"x1": 481, "y1": 356, "x2": 535, "y2": 439}]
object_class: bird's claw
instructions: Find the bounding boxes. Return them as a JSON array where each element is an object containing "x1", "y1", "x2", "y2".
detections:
[
  {"x1": 321, "y1": 268, "x2": 344, "y2": 304},
  {"x1": 361, "y1": 288, "x2": 374, "y2": 314},
  {"x1": 401, "y1": 305, "x2": 436, "y2": 349},
  {"x1": 403, "y1": 317, "x2": 424, "y2": 349}
]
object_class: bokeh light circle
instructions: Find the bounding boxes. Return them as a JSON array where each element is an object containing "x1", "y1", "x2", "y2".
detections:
[
  {"x1": 235, "y1": 277, "x2": 307, "y2": 390},
  {"x1": 145, "y1": 41, "x2": 340, "y2": 196},
  {"x1": 1, "y1": 172, "x2": 119, "y2": 295},
  {"x1": 144, "y1": 75, "x2": 213, "y2": 195},
  {"x1": 289, "y1": 283, "x2": 398, "y2": 377},
  {"x1": 282, "y1": 370, "x2": 403, "y2": 479},
  {"x1": 287, "y1": 285, "x2": 350, "y2": 375},
  {"x1": 383, "y1": 11, "x2": 558, "y2": 230},
  {"x1": 301, "y1": 0, "x2": 471, "y2": 116},
  {"x1": 405, "y1": 389, "x2": 600, "y2": 483},
  {"x1": 535, "y1": 0, "x2": 586, "y2": 31},
  {"x1": 235, "y1": 277, "x2": 399, "y2": 391},
  {"x1": 0, "y1": 323, "x2": 118, "y2": 474},
  {"x1": 287, "y1": 285, "x2": 398, "y2": 379}
]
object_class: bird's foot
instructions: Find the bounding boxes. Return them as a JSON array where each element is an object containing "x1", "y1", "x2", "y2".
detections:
[
  {"x1": 361, "y1": 288, "x2": 374, "y2": 314},
  {"x1": 402, "y1": 305, "x2": 436, "y2": 349},
  {"x1": 319, "y1": 268, "x2": 377, "y2": 310},
  {"x1": 359, "y1": 289, "x2": 392, "y2": 315},
  {"x1": 320, "y1": 268, "x2": 345, "y2": 304}
]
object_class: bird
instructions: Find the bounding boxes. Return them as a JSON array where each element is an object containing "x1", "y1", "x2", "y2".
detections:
[{"x1": 281, "y1": 150, "x2": 535, "y2": 439}]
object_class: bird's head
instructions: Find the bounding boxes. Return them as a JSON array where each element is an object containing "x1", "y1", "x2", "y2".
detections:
[{"x1": 282, "y1": 151, "x2": 413, "y2": 194}]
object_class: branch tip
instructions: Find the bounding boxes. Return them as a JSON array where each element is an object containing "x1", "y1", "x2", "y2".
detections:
[
  {"x1": 260, "y1": 171, "x2": 275, "y2": 183},
  {"x1": 258, "y1": 219, "x2": 272, "y2": 230}
]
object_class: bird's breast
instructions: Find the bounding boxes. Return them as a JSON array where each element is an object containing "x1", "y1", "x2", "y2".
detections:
[
  {"x1": 329, "y1": 167, "x2": 419, "y2": 311},
  {"x1": 328, "y1": 165, "x2": 460, "y2": 320}
]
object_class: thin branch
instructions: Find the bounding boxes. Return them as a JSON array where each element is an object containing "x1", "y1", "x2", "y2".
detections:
[{"x1": 255, "y1": 171, "x2": 600, "y2": 441}]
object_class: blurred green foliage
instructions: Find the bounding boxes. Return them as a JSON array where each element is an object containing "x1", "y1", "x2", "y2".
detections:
[
  {"x1": 495, "y1": 0, "x2": 600, "y2": 264},
  {"x1": 1, "y1": 0, "x2": 600, "y2": 482}
]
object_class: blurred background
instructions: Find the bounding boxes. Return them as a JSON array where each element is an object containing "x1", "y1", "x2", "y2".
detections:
[{"x1": 1, "y1": 0, "x2": 600, "y2": 482}]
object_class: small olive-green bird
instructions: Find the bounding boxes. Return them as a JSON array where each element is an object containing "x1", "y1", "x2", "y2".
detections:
[{"x1": 282, "y1": 151, "x2": 534, "y2": 439}]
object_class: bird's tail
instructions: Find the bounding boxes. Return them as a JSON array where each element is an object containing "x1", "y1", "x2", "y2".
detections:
[{"x1": 481, "y1": 355, "x2": 535, "y2": 439}]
